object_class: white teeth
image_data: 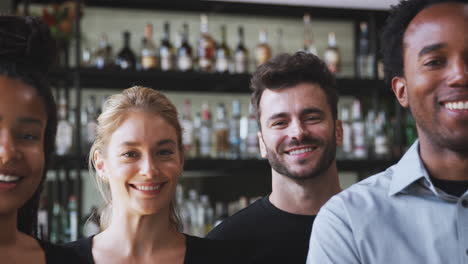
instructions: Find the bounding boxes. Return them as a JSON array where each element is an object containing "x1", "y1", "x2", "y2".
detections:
[
  {"x1": 444, "y1": 101, "x2": 468, "y2": 110},
  {"x1": 0, "y1": 174, "x2": 20, "y2": 182},
  {"x1": 288, "y1": 148, "x2": 313, "y2": 155},
  {"x1": 134, "y1": 184, "x2": 161, "y2": 191}
]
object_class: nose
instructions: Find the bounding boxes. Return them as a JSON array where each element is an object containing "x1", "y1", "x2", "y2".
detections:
[
  {"x1": 289, "y1": 120, "x2": 307, "y2": 142},
  {"x1": 139, "y1": 154, "x2": 159, "y2": 178},
  {"x1": 0, "y1": 130, "x2": 21, "y2": 165},
  {"x1": 447, "y1": 57, "x2": 468, "y2": 87}
]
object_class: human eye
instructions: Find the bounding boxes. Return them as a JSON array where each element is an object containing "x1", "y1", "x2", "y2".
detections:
[
  {"x1": 423, "y1": 57, "x2": 445, "y2": 68},
  {"x1": 157, "y1": 149, "x2": 175, "y2": 156},
  {"x1": 121, "y1": 150, "x2": 139, "y2": 158},
  {"x1": 17, "y1": 129, "x2": 41, "y2": 142},
  {"x1": 271, "y1": 120, "x2": 288, "y2": 128}
]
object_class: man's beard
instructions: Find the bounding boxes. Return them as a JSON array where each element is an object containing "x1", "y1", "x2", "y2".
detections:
[{"x1": 263, "y1": 133, "x2": 337, "y2": 181}]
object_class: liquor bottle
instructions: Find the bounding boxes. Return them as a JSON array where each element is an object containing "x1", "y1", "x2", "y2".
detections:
[
  {"x1": 229, "y1": 100, "x2": 242, "y2": 159},
  {"x1": 55, "y1": 94, "x2": 73, "y2": 156},
  {"x1": 255, "y1": 29, "x2": 271, "y2": 67},
  {"x1": 37, "y1": 199, "x2": 48, "y2": 240},
  {"x1": 324, "y1": 32, "x2": 341, "y2": 74},
  {"x1": 181, "y1": 99, "x2": 194, "y2": 158},
  {"x1": 140, "y1": 23, "x2": 158, "y2": 70},
  {"x1": 365, "y1": 110, "x2": 376, "y2": 157},
  {"x1": 234, "y1": 26, "x2": 249, "y2": 74},
  {"x1": 275, "y1": 28, "x2": 285, "y2": 55},
  {"x1": 197, "y1": 14, "x2": 216, "y2": 72},
  {"x1": 186, "y1": 189, "x2": 200, "y2": 236},
  {"x1": 94, "y1": 34, "x2": 113, "y2": 69},
  {"x1": 199, "y1": 103, "x2": 213, "y2": 158},
  {"x1": 303, "y1": 13, "x2": 318, "y2": 55},
  {"x1": 357, "y1": 22, "x2": 375, "y2": 79},
  {"x1": 351, "y1": 99, "x2": 366, "y2": 159},
  {"x1": 49, "y1": 201, "x2": 62, "y2": 243},
  {"x1": 215, "y1": 25, "x2": 231, "y2": 73},
  {"x1": 242, "y1": 104, "x2": 260, "y2": 159},
  {"x1": 213, "y1": 103, "x2": 230, "y2": 158},
  {"x1": 116, "y1": 31, "x2": 136, "y2": 70},
  {"x1": 192, "y1": 112, "x2": 202, "y2": 158},
  {"x1": 177, "y1": 23, "x2": 193, "y2": 71},
  {"x1": 200, "y1": 195, "x2": 214, "y2": 235},
  {"x1": 68, "y1": 196, "x2": 78, "y2": 241},
  {"x1": 82, "y1": 95, "x2": 98, "y2": 152},
  {"x1": 160, "y1": 22, "x2": 175, "y2": 71},
  {"x1": 340, "y1": 107, "x2": 353, "y2": 159},
  {"x1": 374, "y1": 111, "x2": 391, "y2": 159}
]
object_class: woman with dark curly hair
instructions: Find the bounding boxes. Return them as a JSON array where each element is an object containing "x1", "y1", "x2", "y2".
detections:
[{"x1": 0, "y1": 15, "x2": 79, "y2": 263}]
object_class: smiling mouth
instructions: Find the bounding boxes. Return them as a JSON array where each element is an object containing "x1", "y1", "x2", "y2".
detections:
[
  {"x1": 284, "y1": 147, "x2": 315, "y2": 155},
  {"x1": 0, "y1": 174, "x2": 23, "y2": 184},
  {"x1": 442, "y1": 101, "x2": 468, "y2": 110},
  {"x1": 129, "y1": 183, "x2": 166, "y2": 192}
]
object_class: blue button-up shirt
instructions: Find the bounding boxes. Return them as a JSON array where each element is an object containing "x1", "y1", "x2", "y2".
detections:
[{"x1": 307, "y1": 141, "x2": 468, "y2": 264}]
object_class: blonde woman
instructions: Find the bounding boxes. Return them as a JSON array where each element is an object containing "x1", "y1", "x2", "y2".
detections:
[{"x1": 66, "y1": 86, "x2": 249, "y2": 264}]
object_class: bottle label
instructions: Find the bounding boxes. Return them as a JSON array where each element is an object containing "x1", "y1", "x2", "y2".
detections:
[
  {"x1": 178, "y1": 55, "x2": 192, "y2": 71},
  {"x1": 216, "y1": 58, "x2": 229, "y2": 72},
  {"x1": 235, "y1": 52, "x2": 247, "y2": 73},
  {"x1": 255, "y1": 47, "x2": 270, "y2": 66},
  {"x1": 160, "y1": 47, "x2": 173, "y2": 71},
  {"x1": 56, "y1": 121, "x2": 73, "y2": 155},
  {"x1": 142, "y1": 56, "x2": 157, "y2": 69},
  {"x1": 324, "y1": 50, "x2": 340, "y2": 73}
]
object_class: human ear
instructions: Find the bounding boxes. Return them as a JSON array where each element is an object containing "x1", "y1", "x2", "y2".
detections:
[
  {"x1": 94, "y1": 150, "x2": 107, "y2": 182},
  {"x1": 392, "y1": 76, "x2": 409, "y2": 108},
  {"x1": 258, "y1": 131, "x2": 267, "y2": 158}
]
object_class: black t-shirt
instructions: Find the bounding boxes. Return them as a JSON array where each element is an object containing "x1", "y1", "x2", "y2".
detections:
[
  {"x1": 430, "y1": 176, "x2": 468, "y2": 197},
  {"x1": 38, "y1": 239, "x2": 82, "y2": 264},
  {"x1": 206, "y1": 196, "x2": 316, "y2": 264},
  {"x1": 65, "y1": 234, "x2": 250, "y2": 264}
]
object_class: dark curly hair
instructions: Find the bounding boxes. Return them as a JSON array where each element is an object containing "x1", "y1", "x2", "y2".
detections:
[
  {"x1": 0, "y1": 15, "x2": 57, "y2": 237},
  {"x1": 250, "y1": 52, "x2": 338, "y2": 128},
  {"x1": 381, "y1": 0, "x2": 468, "y2": 84}
]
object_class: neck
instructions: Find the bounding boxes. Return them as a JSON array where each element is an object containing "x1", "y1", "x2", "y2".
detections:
[
  {"x1": 419, "y1": 136, "x2": 468, "y2": 181},
  {"x1": 97, "y1": 207, "x2": 182, "y2": 257},
  {"x1": 270, "y1": 161, "x2": 341, "y2": 215},
  {"x1": 0, "y1": 211, "x2": 19, "y2": 245}
]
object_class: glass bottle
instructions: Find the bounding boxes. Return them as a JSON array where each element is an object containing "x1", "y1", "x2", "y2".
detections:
[
  {"x1": 340, "y1": 107, "x2": 353, "y2": 159},
  {"x1": 177, "y1": 23, "x2": 193, "y2": 71},
  {"x1": 214, "y1": 103, "x2": 230, "y2": 158},
  {"x1": 116, "y1": 31, "x2": 136, "y2": 70},
  {"x1": 255, "y1": 29, "x2": 271, "y2": 67},
  {"x1": 55, "y1": 94, "x2": 73, "y2": 156},
  {"x1": 199, "y1": 103, "x2": 212, "y2": 158},
  {"x1": 351, "y1": 99, "x2": 366, "y2": 159},
  {"x1": 197, "y1": 14, "x2": 215, "y2": 72},
  {"x1": 140, "y1": 23, "x2": 158, "y2": 70},
  {"x1": 82, "y1": 95, "x2": 98, "y2": 153},
  {"x1": 234, "y1": 26, "x2": 249, "y2": 74},
  {"x1": 160, "y1": 21, "x2": 175, "y2": 71},
  {"x1": 324, "y1": 32, "x2": 341, "y2": 74},
  {"x1": 94, "y1": 34, "x2": 113, "y2": 69},
  {"x1": 303, "y1": 13, "x2": 318, "y2": 55},
  {"x1": 181, "y1": 99, "x2": 194, "y2": 158},
  {"x1": 215, "y1": 25, "x2": 231, "y2": 73},
  {"x1": 229, "y1": 100, "x2": 242, "y2": 159},
  {"x1": 374, "y1": 111, "x2": 391, "y2": 159},
  {"x1": 357, "y1": 22, "x2": 375, "y2": 79}
]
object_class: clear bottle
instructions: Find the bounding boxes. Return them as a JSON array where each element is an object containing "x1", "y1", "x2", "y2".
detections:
[
  {"x1": 186, "y1": 189, "x2": 200, "y2": 236},
  {"x1": 82, "y1": 95, "x2": 98, "y2": 153},
  {"x1": 214, "y1": 103, "x2": 230, "y2": 158},
  {"x1": 181, "y1": 99, "x2": 194, "y2": 158},
  {"x1": 234, "y1": 26, "x2": 249, "y2": 74},
  {"x1": 303, "y1": 13, "x2": 318, "y2": 55},
  {"x1": 192, "y1": 112, "x2": 202, "y2": 158},
  {"x1": 116, "y1": 31, "x2": 136, "y2": 70},
  {"x1": 200, "y1": 195, "x2": 214, "y2": 235},
  {"x1": 94, "y1": 34, "x2": 113, "y2": 69},
  {"x1": 340, "y1": 107, "x2": 353, "y2": 159},
  {"x1": 55, "y1": 94, "x2": 73, "y2": 156},
  {"x1": 160, "y1": 21, "x2": 175, "y2": 71},
  {"x1": 243, "y1": 104, "x2": 260, "y2": 159},
  {"x1": 365, "y1": 110, "x2": 376, "y2": 157},
  {"x1": 324, "y1": 32, "x2": 341, "y2": 74},
  {"x1": 68, "y1": 196, "x2": 78, "y2": 241},
  {"x1": 351, "y1": 99, "x2": 366, "y2": 159},
  {"x1": 229, "y1": 100, "x2": 242, "y2": 159},
  {"x1": 255, "y1": 29, "x2": 272, "y2": 67},
  {"x1": 177, "y1": 23, "x2": 193, "y2": 71},
  {"x1": 197, "y1": 14, "x2": 216, "y2": 72},
  {"x1": 374, "y1": 111, "x2": 391, "y2": 159},
  {"x1": 199, "y1": 103, "x2": 213, "y2": 158},
  {"x1": 357, "y1": 22, "x2": 375, "y2": 79},
  {"x1": 215, "y1": 25, "x2": 231, "y2": 73},
  {"x1": 140, "y1": 23, "x2": 158, "y2": 70}
]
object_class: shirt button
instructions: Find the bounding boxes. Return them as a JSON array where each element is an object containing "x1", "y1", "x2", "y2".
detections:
[{"x1": 462, "y1": 200, "x2": 468, "y2": 208}]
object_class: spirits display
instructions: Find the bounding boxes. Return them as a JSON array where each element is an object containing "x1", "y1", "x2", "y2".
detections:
[
  {"x1": 140, "y1": 23, "x2": 157, "y2": 70},
  {"x1": 215, "y1": 25, "x2": 231, "y2": 73},
  {"x1": 55, "y1": 94, "x2": 73, "y2": 156},
  {"x1": 357, "y1": 22, "x2": 375, "y2": 79},
  {"x1": 197, "y1": 14, "x2": 216, "y2": 72},
  {"x1": 181, "y1": 99, "x2": 194, "y2": 158},
  {"x1": 213, "y1": 103, "x2": 230, "y2": 158},
  {"x1": 351, "y1": 99, "x2": 366, "y2": 159},
  {"x1": 199, "y1": 103, "x2": 213, "y2": 157},
  {"x1": 116, "y1": 31, "x2": 136, "y2": 70},
  {"x1": 255, "y1": 29, "x2": 271, "y2": 67},
  {"x1": 303, "y1": 13, "x2": 318, "y2": 55},
  {"x1": 229, "y1": 100, "x2": 242, "y2": 159},
  {"x1": 94, "y1": 34, "x2": 113, "y2": 69},
  {"x1": 177, "y1": 23, "x2": 193, "y2": 71},
  {"x1": 324, "y1": 32, "x2": 340, "y2": 74},
  {"x1": 234, "y1": 26, "x2": 249, "y2": 74},
  {"x1": 160, "y1": 22, "x2": 175, "y2": 71}
]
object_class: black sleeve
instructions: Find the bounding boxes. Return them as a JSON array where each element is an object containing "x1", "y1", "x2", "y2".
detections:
[{"x1": 63, "y1": 237, "x2": 95, "y2": 264}]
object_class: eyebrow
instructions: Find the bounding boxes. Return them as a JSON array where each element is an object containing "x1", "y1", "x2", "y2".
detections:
[
  {"x1": 120, "y1": 139, "x2": 177, "y2": 147},
  {"x1": 418, "y1": 43, "x2": 447, "y2": 58},
  {"x1": 0, "y1": 116, "x2": 43, "y2": 126},
  {"x1": 266, "y1": 107, "x2": 324, "y2": 123}
]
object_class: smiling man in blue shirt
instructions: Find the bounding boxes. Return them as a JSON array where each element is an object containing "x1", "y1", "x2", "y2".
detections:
[{"x1": 307, "y1": 0, "x2": 468, "y2": 263}]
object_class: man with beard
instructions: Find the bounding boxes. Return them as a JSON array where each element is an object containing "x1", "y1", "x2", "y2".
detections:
[
  {"x1": 307, "y1": 0, "x2": 468, "y2": 263},
  {"x1": 206, "y1": 52, "x2": 343, "y2": 263}
]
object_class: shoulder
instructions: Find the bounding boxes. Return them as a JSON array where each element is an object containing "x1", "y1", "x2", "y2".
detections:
[
  {"x1": 205, "y1": 197, "x2": 268, "y2": 240},
  {"x1": 184, "y1": 235, "x2": 253, "y2": 264},
  {"x1": 38, "y1": 240, "x2": 84, "y2": 264},
  {"x1": 63, "y1": 236, "x2": 94, "y2": 264}
]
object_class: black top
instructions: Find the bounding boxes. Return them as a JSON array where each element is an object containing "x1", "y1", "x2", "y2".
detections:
[
  {"x1": 430, "y1": 176, "x2": 468, "y2": 197},
  {"x1": 206, "y1": 196, "x2": 316, "y2": 263},
  {"x1": 65, "y1": 234, "x2": 251, "y2": 264},
  {"x1": 38, "y1": 239, "x2": 82, "y2": 264}
]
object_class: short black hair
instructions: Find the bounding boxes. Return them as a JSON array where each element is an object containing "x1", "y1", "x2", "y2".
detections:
[
  {"x1": 381, "y1": 0, "x2": 468, "y2": 84},
  {"x1": 0, "y1": 15, "x2": 57, "y2": 237},
  {"x1": 250, "y1": 52, "x2": 338, "y2": 127}
]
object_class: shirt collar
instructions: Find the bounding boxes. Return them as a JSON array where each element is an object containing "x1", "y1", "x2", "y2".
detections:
[{"x1": 388, "y1": 140, "x2": 431, "y2": 196}]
